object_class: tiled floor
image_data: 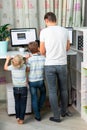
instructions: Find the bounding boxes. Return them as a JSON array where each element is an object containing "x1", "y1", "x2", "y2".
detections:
[{"x1": 0, "y1": 101, "x2": 87, "y2": 130}]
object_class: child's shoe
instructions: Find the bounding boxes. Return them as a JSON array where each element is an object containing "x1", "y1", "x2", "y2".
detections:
[{"x1": 18, "y1": 120, "x2": 24, "y2": 124}]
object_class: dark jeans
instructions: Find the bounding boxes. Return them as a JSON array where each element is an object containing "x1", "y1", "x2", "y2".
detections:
[
  {"x1": 29, "y1": 80, "x2": 46, "y2": 118},
  {"x1": 45, "y1": 65, "x2": 68, "y2": 119},
  {"x1": 13, "y1": 87, "x2": 27, "y2": 120}
]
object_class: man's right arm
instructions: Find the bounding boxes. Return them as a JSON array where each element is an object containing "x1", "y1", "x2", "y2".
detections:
[
  {"x1": 66, "y1": 40, "x2": 70, "y2": 51},
  {"x1": 40, "y1": 42, "x2": 46, "y2": 56}
]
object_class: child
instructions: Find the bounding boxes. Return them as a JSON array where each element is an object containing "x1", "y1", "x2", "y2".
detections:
[
  {"x1": 26, "y1": 41, "x2": 46, "y2": 121},
  {"x1": 4, "y1": 54, "x2": 27, "y2": 124}
]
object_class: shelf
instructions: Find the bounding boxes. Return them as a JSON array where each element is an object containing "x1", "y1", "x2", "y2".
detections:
[
  {"x1": 74, "y1": 27, "x2": 87, "y2": 31},
  {"x1": 69, "y1": 28, "x2": 87, "y2": 116},
  {"x1": 82, "y1": 63, "x2": 87, "y2": 69},
  {"x1": 81, "y1": 90, "x2": 87, "y2": 93},
  {"x1": 70, "y1": 66, "x2": 81, "y2": 73},
  {"x1": 70, "y1": 66, "x2": 77, "y2": 71},
  {"x1": 67, "y1": 49, "x2": 77, "y2": 55}
]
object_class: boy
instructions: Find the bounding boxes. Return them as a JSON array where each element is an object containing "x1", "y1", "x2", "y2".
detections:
[{"x1": 26, "y1": 41, "x2": 46, "y2": 121}]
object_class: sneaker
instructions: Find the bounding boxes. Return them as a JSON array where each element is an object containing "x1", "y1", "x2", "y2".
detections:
[
  {"x1": 35, "y1": 117, "x2": 41, "y2": 121},
  {"x1": 49, "y1": 117, "x2": 61, "y2": 123},
  {"x1": 61, "y1": 111, "x2": 72, "y2": 117}
]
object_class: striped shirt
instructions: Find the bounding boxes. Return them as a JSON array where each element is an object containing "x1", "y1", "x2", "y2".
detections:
[
  {"x1": 8, "y1": 64, "x2": 27, "y2": 87},
  {"x1": 26, "y1": 53, "x2": 45, "y2": 82}
]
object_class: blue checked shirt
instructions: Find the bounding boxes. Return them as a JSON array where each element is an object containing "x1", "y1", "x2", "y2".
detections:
[{"x1": 26, "y1": 53, "x2": 45, "y2": 82}]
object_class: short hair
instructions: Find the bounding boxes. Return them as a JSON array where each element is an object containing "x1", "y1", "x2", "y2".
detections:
[
  {"x1": 35, "y1": 40, "x2": 40, "y2": 47},
  {"x1": 44, "y1": 12, "x2": 56, "y2": 22},
  {"x1": 28, "y1": 41, "x2": 38, "y2": 53}
]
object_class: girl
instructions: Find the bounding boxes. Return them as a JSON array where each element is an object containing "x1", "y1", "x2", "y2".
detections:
[{"x1": 4, "y1": 54, "x2": 27, "y2": 124}]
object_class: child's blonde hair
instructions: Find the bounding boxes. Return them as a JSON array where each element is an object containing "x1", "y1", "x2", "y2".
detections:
[{"x1": 11, "y1": 54, "x2": 24, "y2": 68}]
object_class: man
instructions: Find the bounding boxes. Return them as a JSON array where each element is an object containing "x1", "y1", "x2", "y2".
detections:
[{"x1": 40, "y1": 12, "x2": 72, "y2": 122}]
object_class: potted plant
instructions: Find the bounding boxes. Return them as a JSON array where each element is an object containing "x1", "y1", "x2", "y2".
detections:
[{"x1": 0, "y1": 24, "x2": 10, "y2": 54}]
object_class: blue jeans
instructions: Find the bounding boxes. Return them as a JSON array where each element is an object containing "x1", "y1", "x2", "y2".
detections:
[
  {"x1": 45, "y1": 65, "x2": 68, "y2": 119},
  {"x1": 29, "y1": 80, "x2": 46, "y2": 118},
  {"x1": 13, "y1": 87, "x2": 27, "y2": 120}
]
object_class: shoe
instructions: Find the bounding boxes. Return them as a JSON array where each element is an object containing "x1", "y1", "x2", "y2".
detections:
[
  {"x1": 18, "y1": 120, "x2": 24, "y2": 124},
  {"x1": 61, "y1": 111, "x2": 72, "y2": 117},
  {"x1": 49, "y1": 117, "x2": 61, "y2": 123},
  {"x1": 35, "y1": 117, "x2": 41, "y2": 121}
]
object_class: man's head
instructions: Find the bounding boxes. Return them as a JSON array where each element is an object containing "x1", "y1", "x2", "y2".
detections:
[
  {"x1": 44, "y1": 12, "x2": 56, "y2": 26},
  {"x1": 28, "y1": 41, "x2": 39, "y2": 54}
]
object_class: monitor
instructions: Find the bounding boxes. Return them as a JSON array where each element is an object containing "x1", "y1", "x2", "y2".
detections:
[
  {"x1": 65, "y1": 27, "x2": 73, "y2": 44},
  {"x1": 10, "y1": 28, "x2": 37, "y2": 47}
]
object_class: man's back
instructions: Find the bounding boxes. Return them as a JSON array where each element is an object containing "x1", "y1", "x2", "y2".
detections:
[{"x1": 40, "y1": 26, "x2": 69, "y2": 65}]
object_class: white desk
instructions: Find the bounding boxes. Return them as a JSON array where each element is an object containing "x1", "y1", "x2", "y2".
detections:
[
  {"x1": 67, "y1": 49, "x2": 77, "y2": 55},
  {"x1": 0, "y1": 49, "x2": 77, "y2": 59},
  {"x1": 0, "y1": 51, "x2": 29, "y2": 59}
]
